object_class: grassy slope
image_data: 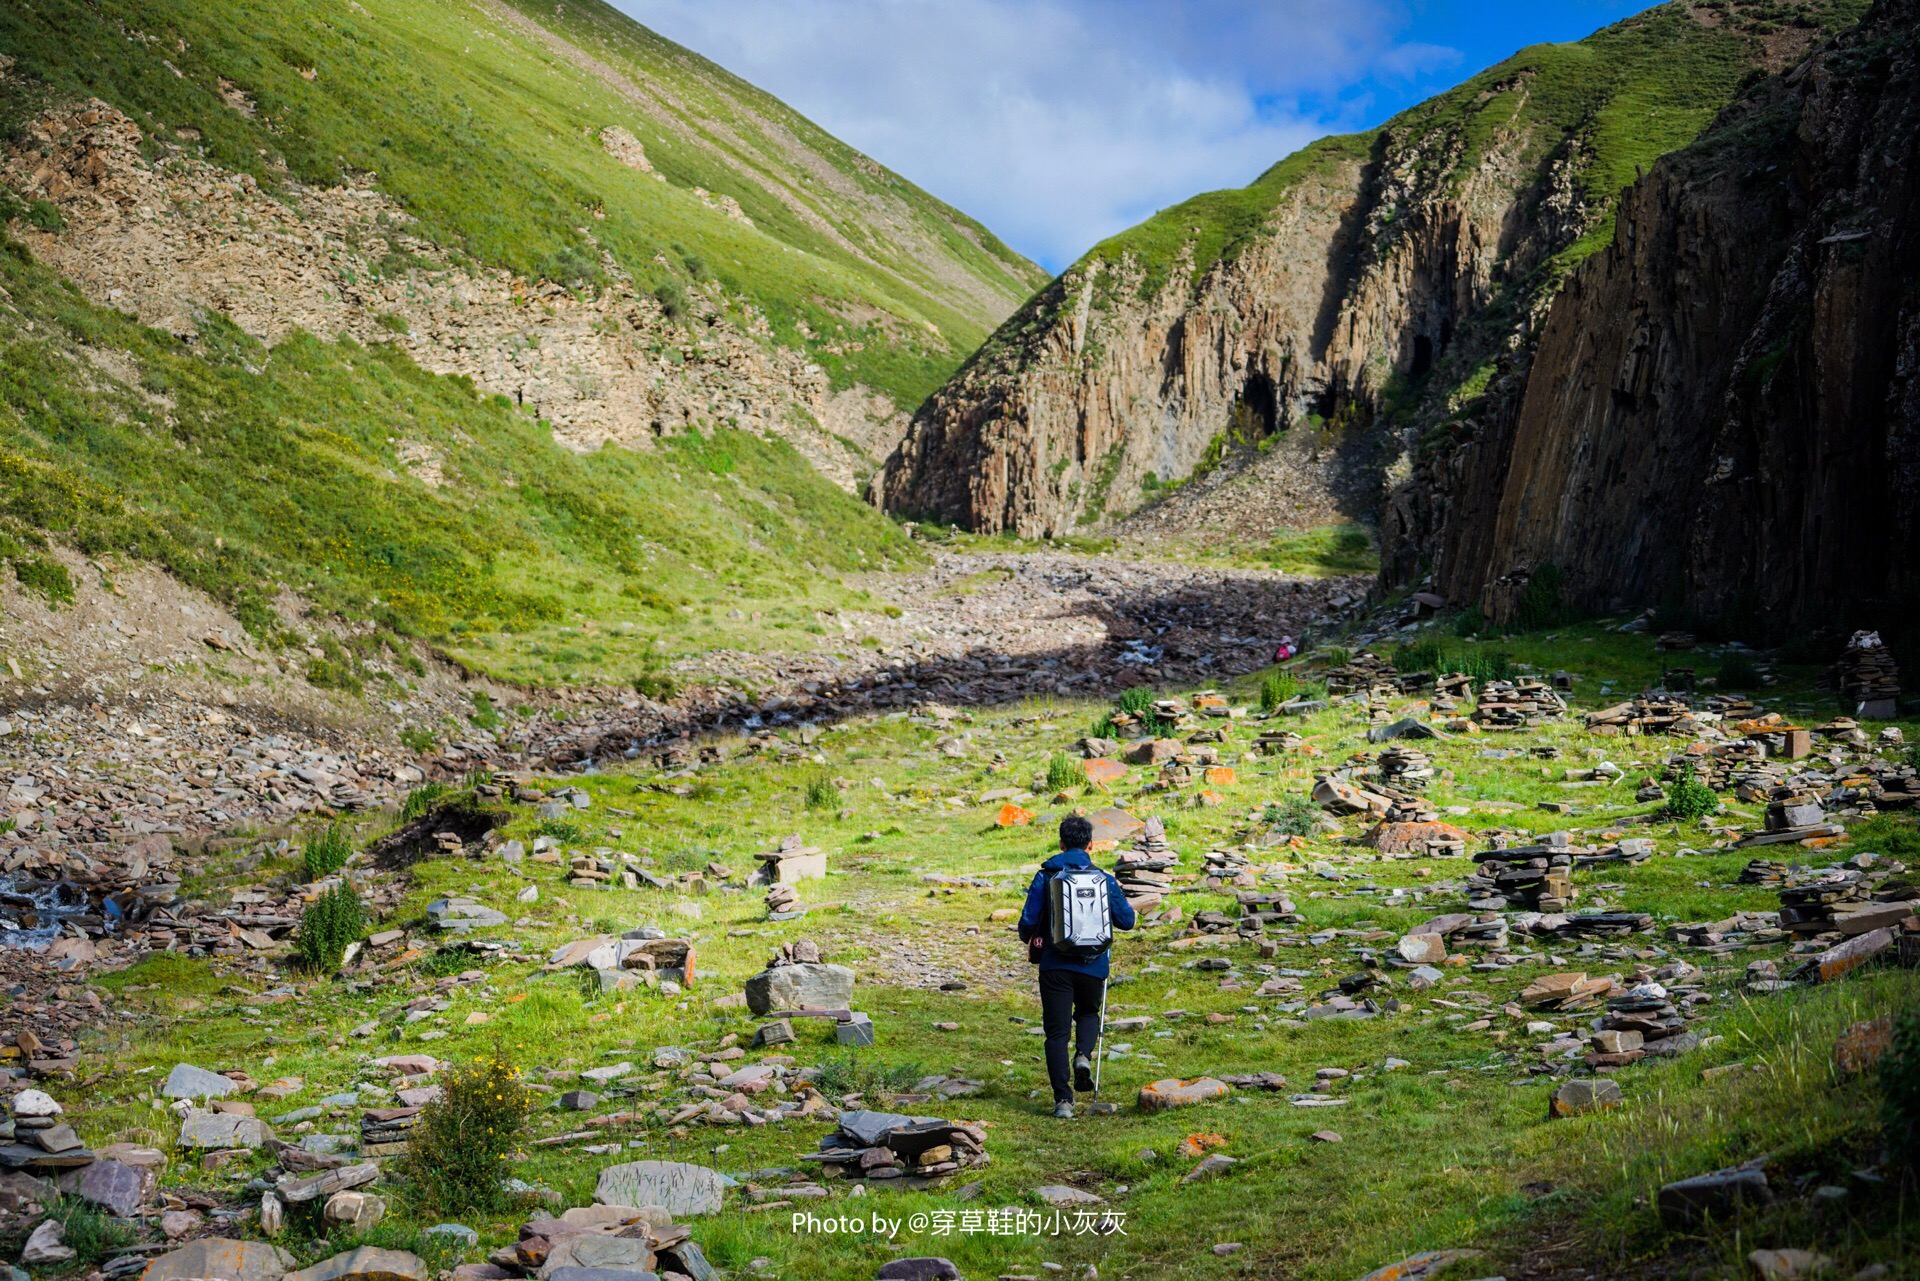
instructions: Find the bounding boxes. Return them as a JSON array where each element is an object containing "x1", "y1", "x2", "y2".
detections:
[
  {"x1": 0, "y1": 0, "x2": 1046, "y2": 408},
  {"x1": 1088, "y1": 0, "x2": 1868, "y2": 301},
  {"x1": 0, "y1": 236, "x2": 917, "y2": 682},
  {"x1": 50, "y1": 626, "x2": 1920, "y2": 1280}
]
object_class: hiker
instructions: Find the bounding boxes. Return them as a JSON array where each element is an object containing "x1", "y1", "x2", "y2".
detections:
[
  {"x1": 1017, "y1": 814, "x2": 1136, "y2": 1119},
  {"x1": 1273, "y1": 634, "x2": 1297, "y2": 663}
]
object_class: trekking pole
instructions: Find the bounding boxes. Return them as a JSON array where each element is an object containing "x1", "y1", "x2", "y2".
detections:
[{"x1": 1092, "y1": 976, "x2": 1109, "y2": 1099}]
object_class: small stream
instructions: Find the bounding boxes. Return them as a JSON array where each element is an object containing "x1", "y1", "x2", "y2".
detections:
[{"x1": 0, "y1": 874, "x2": 96, "y2": 947}]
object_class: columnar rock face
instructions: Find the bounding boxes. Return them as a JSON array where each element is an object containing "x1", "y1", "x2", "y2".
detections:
[
  {"x1": 881, "y1": 4, "x2": 1843, "y2": 538},
  {"x1": 1383, "y1": 0, "x2": 1920, "y2": 640}
]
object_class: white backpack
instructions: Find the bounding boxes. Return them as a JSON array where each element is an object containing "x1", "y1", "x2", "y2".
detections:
[{"x1": 1047, "y1": 866, "x2": 1113, "y2": 959}]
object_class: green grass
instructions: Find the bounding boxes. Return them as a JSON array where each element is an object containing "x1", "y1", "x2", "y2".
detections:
[
  {"x1": 48, "y1": 626, "x2": 1920, "y2": 1275},
  {"x1": 1245, "y1": 524, "x2": 1379, "y2": 577},
  {"x1": 0, "y1": 0, "x2": 1045, "y2": 409},
  {"x1": 45, "y1": 625, "x2": 1920, "y2": 1279},
  {"x1": 0, "y1": 234, "x2": 919, "y2": 680}
]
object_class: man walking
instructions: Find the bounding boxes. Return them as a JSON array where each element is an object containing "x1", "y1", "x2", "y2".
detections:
[{"x1": 1017, "y1": 815, "x2": 1136, "y2": 1118}]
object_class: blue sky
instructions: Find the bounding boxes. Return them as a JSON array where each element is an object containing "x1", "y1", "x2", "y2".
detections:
[{"x1": 610, "y1": 0, "x2": 1651, "y2": 272}]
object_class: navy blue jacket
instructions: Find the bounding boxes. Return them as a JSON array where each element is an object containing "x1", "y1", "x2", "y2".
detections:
[{"x1": 1017, "y1": 848, "x2": 1136, "y2": 978}]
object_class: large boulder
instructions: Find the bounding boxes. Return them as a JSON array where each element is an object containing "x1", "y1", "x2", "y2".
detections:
[
  {"x1": 59, "y1": 1158, "x2": 154, "y2": 1217},
  {"x1": 743, "y1": 963, "x2": 854, "y2": 1017},
  {"x1": 143, "y1": 1239, "x2": 297, "y2": 1281},
  {"x1": 594, "y1": 1161, "x2": 726, "y2": 1217},
  {"x1": 281, "y1": 1248, "x2": 427, "y2": 1281},
  {"x1": 162, "y1": 1064, "x2": 237, "y2": 1100}
]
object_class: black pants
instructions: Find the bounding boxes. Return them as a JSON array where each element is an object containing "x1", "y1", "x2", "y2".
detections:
[{"x1": 1039, "y1": 969, "x2": 1105, "y2": 1103}]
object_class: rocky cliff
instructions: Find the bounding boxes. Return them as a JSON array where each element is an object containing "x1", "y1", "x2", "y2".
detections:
[
  {"x1": 1383, "y1": 0, "x2": 1920, "y2": 639},
  {"x1": 881, "y1": 0, "x2": 1861, "y2": 537}
]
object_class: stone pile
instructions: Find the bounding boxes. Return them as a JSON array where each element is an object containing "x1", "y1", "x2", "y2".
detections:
[
  {"x1": 548, "y1": 932, "x2": 698, "y2": 995},
  {"x1": 1467, "y1": 844, "x2": 1575, "y2": 912},
  {"x1": 1766, "y1": 871, "x2": 1904, "y2": 941},
  {"x1": 1114, "y1": 818, "x2": 1178, "y2": 910},
  {"x1": 1835, "y1": 631, "x2": 1900, "y2": 718},
  {"x1": 1200, "y1": 847, "x2": 1253, "y2": 887},
  {"x1": 1519, "y1": 971, "x2": 1615, "y2": 1013},
  {"x1": 1764, "y1": 789, "x2": 1829, "y2": 832},
  {"x1": 1376, "y1": 746, "x2": 1434, "y2": 790},
  {"x1": 1740, "y1": 859, "x2": 1792, "y2": 886},
  {"x1": 1589, "y1": 982, "x2": 1689, "y2": 1063},
  {"x1": 359, "y1": 1108, "x2": 419, "y2": 1158},
  {"x1": 488, "y1": 1197, "x2": 713, "y2": 1280},
  {"x1": 765, "y1": 881, "x2": 805, "y2": 921},
  {"x1": 1586, "y1": 696, "x2": 1701, "y2": 736},
  {"x1": 755, "y1": 834, "x2": 827, "y2": 886},
  {"x1": 1253, "y1": 729, "x2": 1303, "y2": 756},
  {"x1": 802, "y1": 1110, "x2": 988, "y2": 1186},
  {"x1": 1, "y1": 1086, "x2": 97, "y2": 1176},
  {"x1": 1233, "y1": 891, "x2": 1302, "y2": 932},
  {"x1": 1538, "y1": 911, "x2": 1655, "y2": 940},
  {"x1": 1323, "y1": 653, "x2": 1398, "y2": 698},
  {"x1": 1471, "y1": 680, "x2": 1569, "y2": 729}
]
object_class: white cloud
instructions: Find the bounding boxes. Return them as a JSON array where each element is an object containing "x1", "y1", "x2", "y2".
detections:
[{"x1": 608, "y1": 0, "x2": 1449, "y2": 271}]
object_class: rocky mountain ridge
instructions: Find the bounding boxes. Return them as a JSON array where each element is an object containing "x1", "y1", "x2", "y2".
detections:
[{"x1": 880, "y1": 0, "x2": 1862, "y2": 537}]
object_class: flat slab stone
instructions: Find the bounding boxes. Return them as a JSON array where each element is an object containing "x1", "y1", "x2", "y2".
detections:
[
  {"x1": 1034, "y1": 1184, "x2": 1105, "y2": 1206},
  {"x1": 282, "y1": 1248, "x2": 427, "y2": 1281},
  {"x1": 837, "y1": 1110, "x2": 940, "y2": 1147},
  {"x1": 594, "y1": 1161, "x2": 726, "y2": 1217},
  {"x1": 1659, "y1": 1165, "x2": 1771, "y2": 1225},
  {"x1": 546, "y1": 1271, "x2": 660, "y2": 1281},
  {"x1": 143, "y1": 1239, "x2": 296, "y2": 1281},
  {"x1": 162, "y1": 1064, "x2": 237, "y2": 1100},
  {"x1": 541, "y1": 1235, "x2": 656, "y2": 1278},
  {"x1": 1136, "y1": 1077, "x2": 1231, "y2": 1112},
  {"x1": 179, "y1": 1112, "x2": 273, "y2": 1150},
  {"x1": 59, "y1": 1158, "x2": 153, "y2": 1217},
  {"x1": 743, "y1": 963, "x2": 855, "y2": 1017}
]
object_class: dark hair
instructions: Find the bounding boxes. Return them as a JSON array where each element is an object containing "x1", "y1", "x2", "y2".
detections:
[{"x1": 1059, "y1": 815, "x2": 1094, "y2": 850}]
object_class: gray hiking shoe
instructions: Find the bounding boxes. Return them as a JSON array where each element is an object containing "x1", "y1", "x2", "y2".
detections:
[
  {"x1": 1052, "y1": 1100, "x2": 1074, "y2": 1119},
  {"x1": 1074, "y1": 1054, "x2": 1095, "y2": 1093}
]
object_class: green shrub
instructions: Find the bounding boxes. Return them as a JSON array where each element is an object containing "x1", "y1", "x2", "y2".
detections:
[
  {"x1": 49, "y1": 1195, "x2": 137, "y2": 1265},
  {"x1": 307, "y1": 656, "x2": 363, "y2": 693},
  {"x1": 400, "y1": 781, "x2": 452, "y2": 822},
  {"x1": 1665, "y1": 764, "x2": 1718, "y2": 821},
  {"x1": 1263, "y1": 795, "x2": 1320, "y2": 837},
  {"x1": 1045, "y1": 751, "x2": 1082, "y2": 792},
  {"x1": 301, "y1": 824, "x2": 354, "y2": 881},
  {"x1": 1259, "y1": 671, "x2": 1298, "y2": 711},
  {"x1": 1511, "y1": 563, "x2": 1565, "y2": 631},
  {"x1": 13, "y1": 555, "x2": 74, "y2": 605},
  {"x1": 469, "y1": 691, "x2": 502, "y2": 730},
  {"x1": 404, "y1": 1053, "x2": 535, "y2": 1213},
  {"x1": 400, "y1": 727, "x2": 439, "y2": 754},
  {"x1": 296, "y1": 883, "x2": 365, "y2": 973},
  {"x1": 813, "y1": 1055, "x2": 926, "y2": 1094},
  {"x1": 1393, "y1": 641, "x2": 1445, "y2": 674},
  {"x1": 1717, "y1": 653, "x2": 1762, "y2": 688},
  {"x1": 803, "y1": 771, "x2": 839, "y2": 811},
  {"x1": 1886, "y1": 1009, "x2": 1920, "y2": 1182},
  {"x1": 653, "y1": 280, "x2": 687, "y2": 319},
  {"x1": 533, "y1": 814, "x2": 584, "y2": 842}
]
